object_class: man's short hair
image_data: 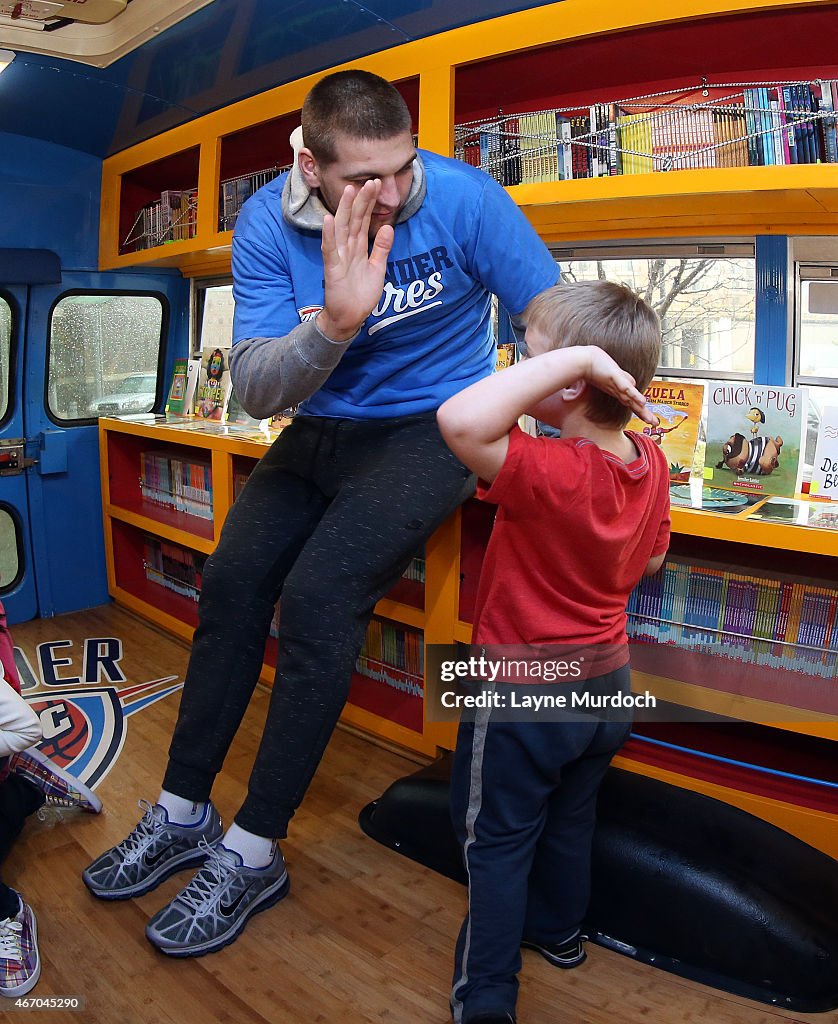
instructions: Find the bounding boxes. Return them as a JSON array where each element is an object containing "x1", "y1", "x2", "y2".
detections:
[
  {"x1": 302, "y1": 70, "x2": 412, "y2": 164},
  {"x1": 526, "y1": 280, "x2": 662, "y2": 428}
]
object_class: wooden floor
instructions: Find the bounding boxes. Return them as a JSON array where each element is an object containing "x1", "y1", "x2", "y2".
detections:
[{"x1": 6, "y1": 605, "x2": 836, "y2": 1024}]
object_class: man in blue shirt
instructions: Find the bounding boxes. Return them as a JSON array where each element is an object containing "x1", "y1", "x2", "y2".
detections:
[{"x1": 83, "y1": 69, "x2": 559, "y2": 959}]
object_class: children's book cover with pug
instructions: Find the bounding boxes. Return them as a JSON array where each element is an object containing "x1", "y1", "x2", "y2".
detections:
[{"x1": 704, "y1": 382, "x2": 808, "y2": 498}]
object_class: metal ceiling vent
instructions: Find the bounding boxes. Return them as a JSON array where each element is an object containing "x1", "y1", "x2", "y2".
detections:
[{"x1": 0, "y1": 1, "x2": 127, "y2": 28}]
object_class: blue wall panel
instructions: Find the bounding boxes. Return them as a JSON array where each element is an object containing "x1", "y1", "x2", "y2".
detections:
[
  {"x1": 0, "y1": 133, "x2": 102, "y2": 269},
  {"x1": 0, "y1": 133, "x2": 190, "y2": 622},
  {"x1": 754, "y1": 235, "x2": 790, "y2": 387}
]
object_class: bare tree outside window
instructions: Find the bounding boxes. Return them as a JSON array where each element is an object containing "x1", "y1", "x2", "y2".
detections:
[{"x1": 559, "y1": 257, "x2": 755, "y2": 378}]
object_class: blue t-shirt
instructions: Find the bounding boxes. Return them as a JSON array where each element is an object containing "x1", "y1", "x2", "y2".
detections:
[{"x1": 232, "y1": 150, "x2": 559, "y2": 419}]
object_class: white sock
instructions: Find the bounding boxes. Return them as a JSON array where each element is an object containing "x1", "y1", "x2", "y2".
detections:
[
  {"x1": 157, "y1": 790, "x2": 207, "y2": 825},
  {"x1": 221, "y1": 823, "x2": 277, "y2": 868}
]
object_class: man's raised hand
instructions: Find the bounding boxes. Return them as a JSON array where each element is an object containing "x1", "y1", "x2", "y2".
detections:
[{"x1": 318, "y1": 180, "x2": 394, "y2": 342}]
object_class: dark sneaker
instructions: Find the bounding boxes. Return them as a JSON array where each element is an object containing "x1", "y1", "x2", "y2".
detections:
[
  {"x1": 0, "y1": 897, "x2": 40, "y2": 998},
  {"x1": 9, "y1": 748, "x2": 102, "y2": 813},
  {"x1": 465, "y1": 1014, "x2": 516, "y2": 1024},
  {"x1": 82, "y1": 800, "x2": 223, "y2": 900},
  {"x1": 521, "y1": 931, "x2": 587, "y2": 968},
  {"x1": 145, "y1": 842, "x2": 289, "y2": 957}
]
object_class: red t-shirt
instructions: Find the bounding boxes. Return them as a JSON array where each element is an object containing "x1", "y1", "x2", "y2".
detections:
[{"x1": 473, "y1": 427, "x2": 670, "y2": 668}]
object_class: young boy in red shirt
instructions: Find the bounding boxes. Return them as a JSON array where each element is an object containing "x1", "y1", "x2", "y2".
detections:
[{"x1": 437, "y1": 280, "x2": 670, "y2": 1024}]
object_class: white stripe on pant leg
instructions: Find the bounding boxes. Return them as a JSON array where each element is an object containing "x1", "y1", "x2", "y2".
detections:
[{"x1": 451, "y1": 698, "x2": 493, "y2": 1024}]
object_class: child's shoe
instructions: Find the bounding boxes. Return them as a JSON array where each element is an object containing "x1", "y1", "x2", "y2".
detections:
[
  {"x1": 521, "y1": 930, "x2": 587, "y2": 968},
  {"x1": 0, "y1": 896, "x2": 40, "y2": 997},
  {"x1": 8, "y1": 747, "x2": 102, "y2": 813}
]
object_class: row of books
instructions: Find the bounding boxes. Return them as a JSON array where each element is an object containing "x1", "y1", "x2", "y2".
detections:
[
  {"x1": 354, "y1": 655, "x2": 424, "y2": 700},
  {"x1": 142, "y1": 536, "x2": 206, "y2": 604},
  {"x1": 742, "y1": 83, "x2": 837, "y2": 166},
  {"x1": 402, "y1": 555, "x2": 426, "y2": 585},
  {"x1": 123, "y1": 189, "x2": 198, "y2": 252},
  {"x1": 233, "y1": 469, "x2": 251, "y2": 500},
  {"x1": 124, "y1": 163, "x2": 290, "y2": 252},
  {"x1": 456, "y1": 79, "x2": 838, "y2": 184},
  {"x1": 122, "y1": 78, "x2": 836, "y2": 251},
  {"x1": 357, "y1": 619, "x2": 424, "y2": 681},
  {"x1": 627, "y1": 559, "x2": 838, "y2": 678},
  {"x1": 219, "y1": 164, "x2": 290, "y2": 232},
  {"x1": 141, "y1": 532, "x2": 285, "y2": 643},
  {"x1": 139, "y1": 451, "x2": 213, "y2": 521}
]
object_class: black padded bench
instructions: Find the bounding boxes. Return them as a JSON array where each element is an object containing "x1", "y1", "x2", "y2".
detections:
[{"x1": 359, "y1": 755, "x2": 838, "y2": 1012}]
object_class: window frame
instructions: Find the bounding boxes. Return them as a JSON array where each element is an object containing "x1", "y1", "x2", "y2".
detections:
[
  {"x1": 794, "y1": 263, "x2": 838, "y2": 389},
  {"x1": 192, "y1": 275, "x2": 234, "y2": 359},
  {"x1": 0, "y1": 289, "x2": 20, "y2": 432}
]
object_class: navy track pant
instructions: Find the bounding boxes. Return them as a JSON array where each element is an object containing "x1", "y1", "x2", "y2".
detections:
[{"x1": 450, "y1": 666, "x2": 632, "y2": 1023}]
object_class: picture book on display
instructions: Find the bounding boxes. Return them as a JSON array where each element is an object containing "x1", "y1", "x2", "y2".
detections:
[
  {"x1": 166, "y1": 356, "x2": 201, "y2": 416},
  {"x1": 495, "y1": 343, "x2": 516, "y2": 372},
  {"x1": 669, "y1": 480, "x2": 763, "y2": 515},
  {"x1": 193, "y1": 347, "x2": 233, "y2": 421},
  {"x1": 746, "y1": 496, "x2": 838, "y2": 531},
  {"x1": 627, "y1": 379, "x2": 704, "y2": 481},
  {"x1": 225, "y1": 384, "x2": 267, "y2": 430},
  {"x1": 703, "y1": 383, "x2": 808, "y2": 498},
  {"x1": 809, "y1": 405, "x2": 838, "y2": 500}
]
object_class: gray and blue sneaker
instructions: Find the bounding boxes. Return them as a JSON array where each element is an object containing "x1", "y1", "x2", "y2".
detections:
[
  {"x1": 145, "y1": 841, "x2": 289, "y2": 957},
  {"x1": 82, "y1": 800, "x2": 223, "y2": 900}
]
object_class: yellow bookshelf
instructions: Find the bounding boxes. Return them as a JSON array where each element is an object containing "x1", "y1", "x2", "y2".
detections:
[
  {"x1": 99, "y1": 416, "x2": 439, "y2": 755},
  {"x1": 99, "y1": 0, "x2": 838, "y2": 272}
]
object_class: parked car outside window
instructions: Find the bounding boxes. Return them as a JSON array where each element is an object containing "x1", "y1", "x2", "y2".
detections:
[{"x1": 88, "y1": 373, "x2": 157, "y2": 416}]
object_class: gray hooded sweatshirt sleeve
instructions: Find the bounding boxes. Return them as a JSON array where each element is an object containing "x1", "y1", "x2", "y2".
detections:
[
  {"x1": 229, "y1": 320, "x2": 357, "y2": 418},
  {"x1": 230, "y1": 130, "x2": 427, "y2": 419}
]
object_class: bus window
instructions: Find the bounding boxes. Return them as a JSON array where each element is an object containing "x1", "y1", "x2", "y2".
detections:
[
  {"x1": 47, "y1": 293, "x2": 164, "y2": 421},
  {"x1": 556, "y1": 251, "x2": 756, "y2": 381},
  {"x1": 0, "y1": 507, "x2": 20, "y2": 594},
  {"x1": 0, "y1": 296, "x2": 11, "y2": 423},
  {"x1": 796, "y1": 272, "x2": 838, "y2": 467}
]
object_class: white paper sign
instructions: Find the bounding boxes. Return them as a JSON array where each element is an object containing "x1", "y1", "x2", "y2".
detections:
[{"x1": 810, "y1": 405, "x2": 838, "y2": 499}]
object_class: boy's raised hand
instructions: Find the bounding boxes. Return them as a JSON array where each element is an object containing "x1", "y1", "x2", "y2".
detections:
[
  {"x1": 319, "y1": 180, "x2": 393, "y2": 341},
  {"x1": 585, "y1": 347, "x2": 659, "y2": 426}
]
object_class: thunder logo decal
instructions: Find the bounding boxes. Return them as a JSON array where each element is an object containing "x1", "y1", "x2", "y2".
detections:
[{"x1": 16, "y1": 637, "x2": 183, "y2": 789}]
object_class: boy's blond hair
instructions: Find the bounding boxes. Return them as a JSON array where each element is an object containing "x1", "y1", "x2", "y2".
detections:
[{"x1": 526, "y1": 280, "x2": 661, "y2": 428}]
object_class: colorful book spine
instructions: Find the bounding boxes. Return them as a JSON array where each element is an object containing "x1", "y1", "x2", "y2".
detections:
[
  {"x1": 817, "y1": 80, "x2": 838, "y2": 163},
  {"x1": 774, "y1": 88, "x2": 792, "y2": 165}
]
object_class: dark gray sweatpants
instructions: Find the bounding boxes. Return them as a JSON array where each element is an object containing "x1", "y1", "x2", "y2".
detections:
[{"x1": 163, "y1": 412, "x2": 473, "y2": 837}]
